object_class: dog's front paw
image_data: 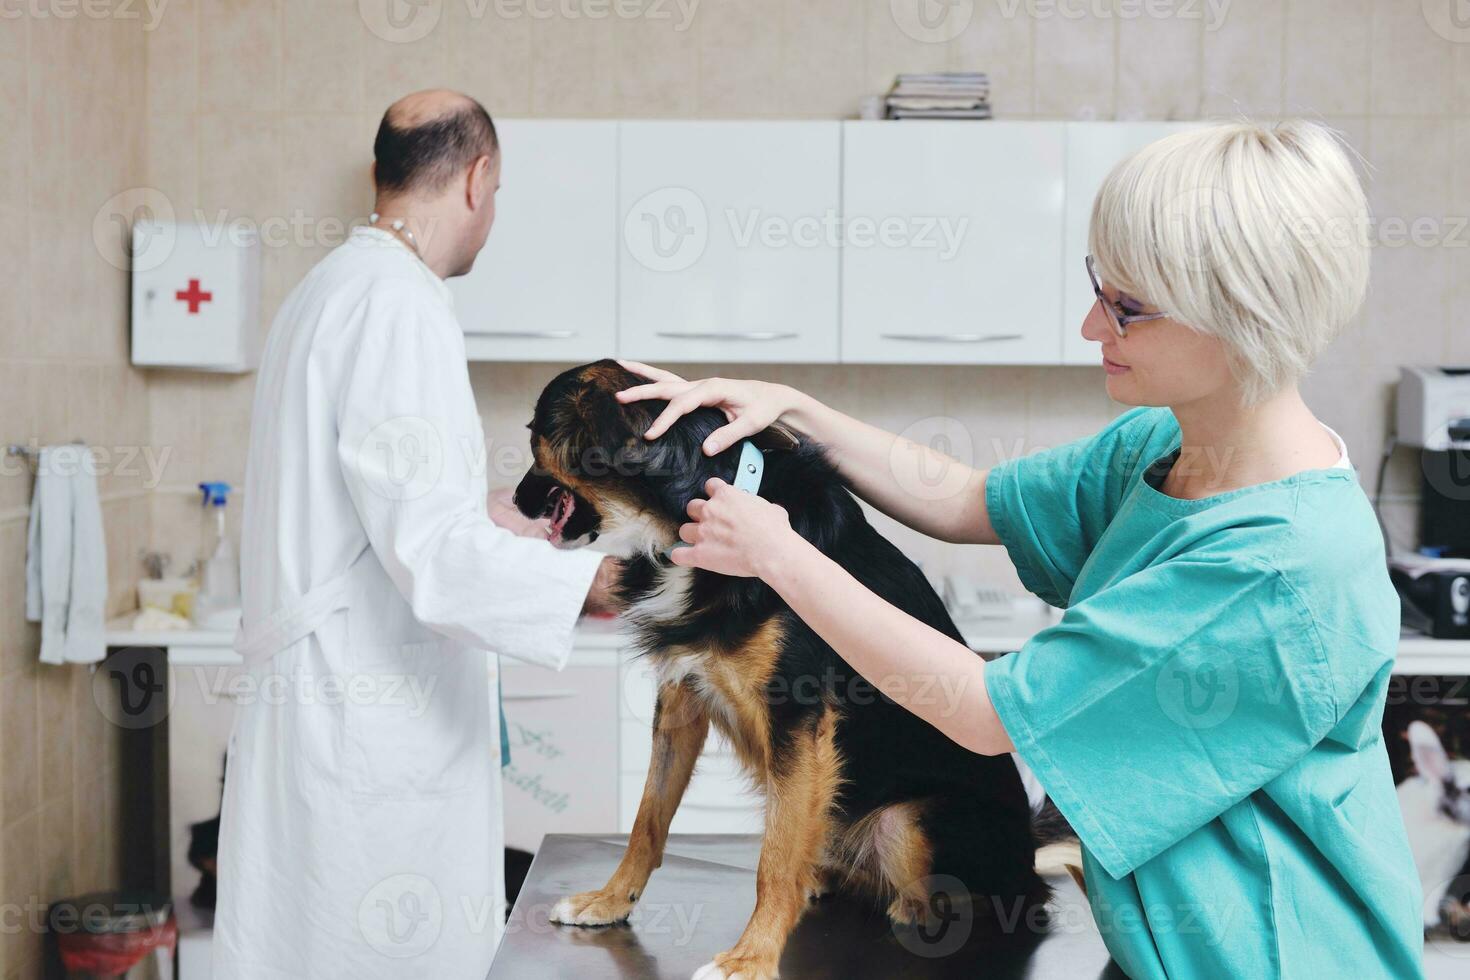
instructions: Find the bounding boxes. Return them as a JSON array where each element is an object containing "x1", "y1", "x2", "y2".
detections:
[
  {"x1": 548, "y1": 888, "x2": 636, "y2": 927},
  {"x1": 691, "y1": 951, "x2": 778, "y2": 980}
]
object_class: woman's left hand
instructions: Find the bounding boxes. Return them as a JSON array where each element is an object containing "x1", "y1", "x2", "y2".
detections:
[{"x1": 670, "y1": 478, "x2": 800, "y2": 579}]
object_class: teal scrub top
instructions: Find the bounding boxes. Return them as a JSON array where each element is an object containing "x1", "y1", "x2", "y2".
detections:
[{"x1": 983, "y1": 407, "x2": 1424, "y2": 979}]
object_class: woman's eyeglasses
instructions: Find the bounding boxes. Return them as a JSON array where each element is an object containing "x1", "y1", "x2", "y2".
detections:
[{"x1": 1086, "y1": 255, "x2": 1167, "y2": 338}]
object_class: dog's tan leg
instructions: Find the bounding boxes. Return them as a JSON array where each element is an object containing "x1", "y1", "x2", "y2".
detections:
[
  {"x1": 550, "y1": 679, "x2": 708, "y2": 926},
  {"x1": 692, "y1": 709, "x2": 840, "y2": 980}
]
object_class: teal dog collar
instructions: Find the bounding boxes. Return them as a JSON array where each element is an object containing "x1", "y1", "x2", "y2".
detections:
[
  {"x1": 666, "y1": 439, "x2": 764, "y2": 560},
  {"x1": 730, "y1": 438, "x2": 765, "y2": 494}
]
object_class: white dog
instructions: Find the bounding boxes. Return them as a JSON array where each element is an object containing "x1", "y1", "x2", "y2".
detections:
[{"x1": 1397, "y1": 721, "x2": 1470, "y2": 932}]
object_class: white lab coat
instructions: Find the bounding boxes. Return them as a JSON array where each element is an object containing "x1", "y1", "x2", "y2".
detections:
[{"x1": 212, "y1": 226, "x2": 602, "y2": 979}]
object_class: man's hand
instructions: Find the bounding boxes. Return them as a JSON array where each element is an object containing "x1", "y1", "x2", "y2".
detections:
[
  {"x1": 488, "y1": 486, "x2": 551, "y2": 538},
  {"x1": 582, "y1": 557, "x2": 625, "y2": 616}
]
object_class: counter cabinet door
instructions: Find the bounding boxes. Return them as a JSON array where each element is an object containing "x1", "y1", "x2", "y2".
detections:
[
  {"x1": 618, "y1": 120, "x2": 842, "y2": 364},
  {"x1": 499, "y1": 661, "x2": 620, "y2": 851},
  {"x1": 617, "y1": 657, "x2": 763, "y2": 835},
  {"x1": 841, "y1": 121, "x2": 1067, "y2": 365},
  {"x1": 451, "y1": 119, "x2": 618, "y2": 363}
]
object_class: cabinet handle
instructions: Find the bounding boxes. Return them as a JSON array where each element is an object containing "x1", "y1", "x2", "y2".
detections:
[
  {"x1": 502, "y1": 690, "x2": 579, "y2": 701},
  {"x1": 880, "y1": 332, "x2": 1023, "y2": 343},
  {"x1": 655, "y1": 331, "x2": 798, "y2": 342},
  {"x1": 469, "y1": 329, "x2": 578, "y2": 339}
]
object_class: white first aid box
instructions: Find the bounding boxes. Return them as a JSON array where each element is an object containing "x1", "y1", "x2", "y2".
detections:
[{"x1": 131, "y1": 221, "x2": 261, "y2": 372}]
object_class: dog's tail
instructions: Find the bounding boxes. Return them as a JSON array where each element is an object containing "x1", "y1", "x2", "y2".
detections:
[{"x1": 1032, "y1": 796, "x2": 1086, "y2": 896}]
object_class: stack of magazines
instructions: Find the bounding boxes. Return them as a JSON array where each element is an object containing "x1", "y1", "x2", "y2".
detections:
[{"x1": 884, "y1": 72, "x2": 992, "y2": 120}]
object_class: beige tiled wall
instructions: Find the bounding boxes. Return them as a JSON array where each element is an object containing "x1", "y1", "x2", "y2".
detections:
[{"x1": 0, "y1": 12, "x2": 150, "y2": 978}]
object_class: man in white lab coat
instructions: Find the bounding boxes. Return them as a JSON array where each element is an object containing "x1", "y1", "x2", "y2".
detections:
[{"x1": 213, "y1": 90, "x2": 619, "y2": 979}]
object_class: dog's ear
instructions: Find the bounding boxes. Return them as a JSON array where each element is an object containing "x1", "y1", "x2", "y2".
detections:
[
  {"x1": 583, "y1": 390, "x2": 700, "y2": 507},
  {"x1": 586, "y1": 376, "x2": 684, "y2": 465},
  {"x1": 603, "y1": 397, "x2": 664, "y2": 473},
  {"x1": 1409, "y1": 721, "x2": 1451, "y2": 783},
  {"x1": 748, "y1": 422, "x2": 800, "y2": 453}
]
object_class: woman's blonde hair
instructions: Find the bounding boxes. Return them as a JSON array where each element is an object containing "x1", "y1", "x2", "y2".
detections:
[{"x1": 1088, "y1": 120, "x2": 1370, "y2": 405}]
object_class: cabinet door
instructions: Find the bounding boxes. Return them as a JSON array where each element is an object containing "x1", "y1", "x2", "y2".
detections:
[
  {"x1": 1061, "y1": 122, "x2": 1199, "y2": 365},
  {"x1": 169, "y1": 662, "x2": 244, "y2": 904},
  {"x1": 618, "y1": 121, "x2": 841, "y2": 363},
  {"x1": 841, "y1": 121, "x2": 1067, "y2": 364},
  {"x1": 500, "y1": 661, "x2": 620, "y2": 851},
  {"x1": 618, "y1": 657, "x2": 763, "y2": 835},
  {"x1": 450, "y1": 120, "x2": 617, "y2": 363}
]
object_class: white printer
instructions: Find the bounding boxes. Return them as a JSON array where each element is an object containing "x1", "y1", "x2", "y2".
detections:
[
  {"x1": 1396, "y1": 366, "x2": 1470, "y2": 450},
  {"x1": 1393, "y1": 368, "x2": 1470, "y2": 632}
]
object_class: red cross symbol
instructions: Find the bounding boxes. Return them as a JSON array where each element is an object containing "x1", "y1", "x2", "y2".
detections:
[{"x1": 175, "y1": 279, "x2": 213, "y2": 314}]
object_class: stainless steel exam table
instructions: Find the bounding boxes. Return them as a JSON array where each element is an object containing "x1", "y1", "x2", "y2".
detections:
[{"x1": 490, "y1": 834, "x2": 1124, "y2": 979}]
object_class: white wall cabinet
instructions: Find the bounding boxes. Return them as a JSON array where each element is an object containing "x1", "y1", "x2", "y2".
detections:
[
  {"x1": 840, "y1": 121, "x2": 1067, "y2": 364},
  {"x1": 452, "y1": 119, "x2": 1189, "y2": 368},
  {"x1": 1061, "y1": 122, "x2": 1199, "y2": 365},
  {"x1": 450, "y1": 120, "x2": 618, "y2": 362},
  {"x1": 618, "y1": 121, "x2": 842, "y2": 364}
]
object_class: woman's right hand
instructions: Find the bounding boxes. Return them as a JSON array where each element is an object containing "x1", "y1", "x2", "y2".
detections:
[{"x1": 615, "y1": 360, "x2": 801, "y2": 457}]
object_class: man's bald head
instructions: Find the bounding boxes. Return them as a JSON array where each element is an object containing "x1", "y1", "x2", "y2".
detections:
[{"x1": 373, "y1": 89, "x2": 498, "y2": 197}]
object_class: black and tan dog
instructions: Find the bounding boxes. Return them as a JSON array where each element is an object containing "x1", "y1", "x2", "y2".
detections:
[{"x1": 514, "y1": 360, "x2": 1052, "y2": 979}]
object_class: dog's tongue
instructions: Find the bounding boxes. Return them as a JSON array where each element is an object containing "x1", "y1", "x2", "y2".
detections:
[{"x1": 546, "y1": 487, "x2": 574, "y2": 542}]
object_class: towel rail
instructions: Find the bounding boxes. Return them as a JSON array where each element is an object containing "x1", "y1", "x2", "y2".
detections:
[{"x1": 6, "y1": 439, "x2": 86, "y2": 460}]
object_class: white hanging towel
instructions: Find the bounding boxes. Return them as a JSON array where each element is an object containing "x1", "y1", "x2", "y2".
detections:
[{"x1": 24, "y1": 444, "x2": 108, "y2": 665}]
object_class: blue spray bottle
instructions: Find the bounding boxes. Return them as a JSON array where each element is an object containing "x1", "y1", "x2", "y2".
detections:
[{"x1": 195, "y1": 482, "x2": 241, "y2": 628}]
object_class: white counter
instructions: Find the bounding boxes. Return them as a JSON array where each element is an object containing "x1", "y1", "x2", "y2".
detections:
[
  {"x1": 103, "y1": 613, "x2": 631, "y2": 666},
  {"x1": 1392, "y1": 634, "x2": 1470, "y2": 675},
  {"x1": 106, "y1": 611, "x2": 1470, "y2": 673}
]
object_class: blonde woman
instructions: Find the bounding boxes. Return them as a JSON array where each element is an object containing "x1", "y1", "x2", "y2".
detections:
[{"x1": 619, "y1": 121, "x2": 1423, "y2": 978}]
